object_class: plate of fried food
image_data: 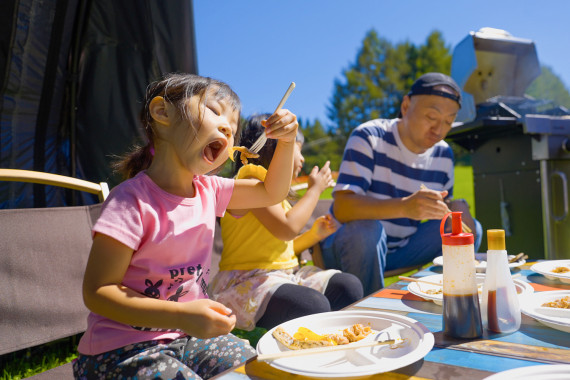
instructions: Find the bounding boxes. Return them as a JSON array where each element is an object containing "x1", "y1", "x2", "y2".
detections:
[
  {"x1": 256, "y1": 310, "x2": 434, "y2": 378},
  {"x1": 530, "y1": 260, "x2": 570, "y2": 284},
  {"x1": 433, "y1": 253, "x2": 526, "y2": 273},
  {"x1": 407, "y1": 274, "x2": 534, "y2": 306},
  {"x1": 519, "y1": 290, "x2": 570, "y2": 333}
]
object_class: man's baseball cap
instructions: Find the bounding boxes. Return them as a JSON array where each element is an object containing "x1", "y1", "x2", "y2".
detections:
[{"x1": 407, "y1": 72, "x2": 462, "y2": 108}]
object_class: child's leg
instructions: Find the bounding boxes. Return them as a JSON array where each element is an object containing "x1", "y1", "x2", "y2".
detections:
[
  {"x1": 73, "y1": 338, "x2": 200, "y2": 379},
  {"x1": 182, "y1": 334, "x2": 256, "y2": 378},
  {"x1": 323, "y1": 272, "x2": 364, "y2": 310},
  {"x1": 255, "y1": 283, "x2": 331, "y2": 330}
]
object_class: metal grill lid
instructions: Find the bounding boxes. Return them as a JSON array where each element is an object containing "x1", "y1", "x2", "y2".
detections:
[{"x1": 451, "y1": 28, "x2": 541, "y2": 123}]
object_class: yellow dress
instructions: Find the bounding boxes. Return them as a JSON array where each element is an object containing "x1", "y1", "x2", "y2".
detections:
[
  {"x1": 218, "y1": 164, "x2": 298, "y2": 271},
  {"x1": 209, "y1": 164, "x2": 340, "y2": 330}
]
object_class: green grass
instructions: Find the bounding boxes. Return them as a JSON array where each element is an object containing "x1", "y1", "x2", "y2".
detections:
[
  {"x1": 295, "y1": 186, "x2": 333, "y2": 199},
  {"x1": 2, "y1": 166, "x2": 475, "y2": 378},
  {"x1": 453, "y1": 165, "x2": 475, "y2": 217},
  {"x1": 1, "y1": 335, "x2": 80, "y2": 380}
]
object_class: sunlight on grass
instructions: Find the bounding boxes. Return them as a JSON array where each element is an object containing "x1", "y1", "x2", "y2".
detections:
[{"x1": 453, "y1": 165, "x2": 475, "y2": 217}]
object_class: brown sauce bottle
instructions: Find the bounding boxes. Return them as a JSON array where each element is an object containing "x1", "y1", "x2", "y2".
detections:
[
  {"x1": 443, "y1": 293, "x2": 483, "y2": 338},
  {"x1": 441, "y1": 212, "x2": 483, "y2": 339}
]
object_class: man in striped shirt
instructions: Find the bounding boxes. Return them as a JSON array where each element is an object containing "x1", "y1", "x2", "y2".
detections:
[{"x1": 320, "y1": 73, "x2": 481, "y2": 295}]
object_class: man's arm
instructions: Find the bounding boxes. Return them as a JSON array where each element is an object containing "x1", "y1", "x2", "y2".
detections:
[{"x1": 333, "y1": 189, "x2": 450, "y2": 224}]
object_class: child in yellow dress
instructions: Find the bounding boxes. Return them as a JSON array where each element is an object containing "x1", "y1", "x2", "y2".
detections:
[{"x1": 209, "y1": 114, "x2": 363, "y2": 330}]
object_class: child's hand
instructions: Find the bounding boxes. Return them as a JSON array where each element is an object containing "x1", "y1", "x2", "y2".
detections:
[
  {"x1": 178, "y1": 299, "x2": 236, "y2": 339},
  {"x1": 307, "y1": 161, "x2": 334, "y2": 193},
  {"x1": 311, "y1": 214, "x2": 338, "y2": 240},
  {"x1": 261, "y1": 109, "x2": 298, "y2": 142}
]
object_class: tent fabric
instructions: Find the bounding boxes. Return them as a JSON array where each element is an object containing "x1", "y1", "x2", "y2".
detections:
[{"x1": 0, "y1": 0, "x2": 197, "y2": 209}]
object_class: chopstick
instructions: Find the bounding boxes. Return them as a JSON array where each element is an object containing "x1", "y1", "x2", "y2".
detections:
[
  {"x1": 399, "y1": 276, "x2": 442, "y2": 287},
  {"x1": 257, "y1": 339, "x2": 396, "y2": 361},
  {"x1": 509, "y1": 252, "x2": 527, "y2": 263},
  {"x1": 273, "y1": 82, "x2": 296, "y2": 113},
  {"x1": 420, "y1": 184, "x2": 472, "y2": 233},
  {"x1": 249, "y1": 82, "x2": 296, "y2": 154}
]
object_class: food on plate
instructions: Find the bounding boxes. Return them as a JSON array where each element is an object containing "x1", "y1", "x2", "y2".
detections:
[
  {"x1": 272, "y1": 324, "x2": 373, "y2": 350},
  {"x1": 228, "y1": 146, "x2": 259, "y2": 165},
  {"x1": 541, "y1": 296, "x2": 570, "y2": 309},
  {"x1": 342, "y1": 323, "x2": 373, "y2": 343},
  {"x1": 425, "y1": 288, "x2": 443, "y2": 295},
  {"x1": 552, "y1": 266, "x2": 570, "y2": 274}
]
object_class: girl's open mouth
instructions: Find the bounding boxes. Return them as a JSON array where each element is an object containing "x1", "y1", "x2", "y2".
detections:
[{"x1": 203, "y1": 139, "x2": 227, "y2": 164}]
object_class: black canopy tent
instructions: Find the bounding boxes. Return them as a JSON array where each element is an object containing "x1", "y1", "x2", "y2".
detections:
[{"x1": 0, "y1": 0, "x2": 197, "y2": 208}]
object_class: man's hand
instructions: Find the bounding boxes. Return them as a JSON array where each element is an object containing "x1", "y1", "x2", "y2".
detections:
[{"x1": 403, "y1": 188, "x2": 449, "y2": 220}]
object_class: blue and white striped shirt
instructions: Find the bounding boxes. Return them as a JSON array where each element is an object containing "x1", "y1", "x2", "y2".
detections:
[{"x1": 333, "y1": 118, "x2": 454, "y2": 252}]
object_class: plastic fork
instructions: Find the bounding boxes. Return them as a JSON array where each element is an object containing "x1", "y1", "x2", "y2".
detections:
[{"x1": 248, "y1": 82, "x2": 296, "y2": 154}]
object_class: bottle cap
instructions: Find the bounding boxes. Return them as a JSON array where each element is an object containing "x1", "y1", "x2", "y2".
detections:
[
  {"x1": 487, "y1": 229, "x2": 506, "y2": 250},
  {"x1": 440, "y1": 211, "x2": 474, "y2": 245}
]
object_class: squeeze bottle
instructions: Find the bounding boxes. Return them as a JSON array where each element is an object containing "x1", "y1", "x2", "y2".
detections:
[
  {"x1": 441, "y1": 211, "x2": 483, "y2": 339},
  {"x1": 481, "y1": 229, "x2": 521, "y2": 333}
]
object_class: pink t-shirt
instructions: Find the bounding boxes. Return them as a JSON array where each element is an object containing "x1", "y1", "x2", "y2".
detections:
[{"x1": 78, "y1": 171, "x2": 234, "y2": 355}]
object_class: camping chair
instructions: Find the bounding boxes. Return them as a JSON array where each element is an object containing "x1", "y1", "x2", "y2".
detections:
[
  {"x1": 0, "y1": 169, "x2": 109, "y2": 379},
  {"x1": 0, "y1": 168, "x2": 109, "y2": 202}
]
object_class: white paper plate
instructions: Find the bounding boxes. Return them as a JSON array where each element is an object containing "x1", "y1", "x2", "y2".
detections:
[
  {"x1": 256, "y1": 310, "x2": 434, "y2": 378},
  {"x1": 519, "y1": 290, "x2": 570, "y2": 333},
  {"x1": 433, "y1": 253, "x2": 526, "y2": 273},
  {"x1": 407, "y1": 274, "x2": 533, "y2": 306},
  {"x1": 484, "y1": 364, "x2": 570, "y2": 379},
  {"x1": 530, "y1": 260, "x2": 570, "y2": 284}
]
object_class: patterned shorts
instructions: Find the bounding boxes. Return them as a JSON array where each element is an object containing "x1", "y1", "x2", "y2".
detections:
[
  {"x1": 209, "y1": 265, "x2": 340, "y2": 331},
  {"x1": 73, "y1": 334, "x2": 256, "y2": 379}
]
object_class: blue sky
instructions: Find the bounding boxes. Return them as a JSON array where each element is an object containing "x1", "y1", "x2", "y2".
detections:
[{"x1": 194, "y1": 0, "x2": 570, "y2": 126}]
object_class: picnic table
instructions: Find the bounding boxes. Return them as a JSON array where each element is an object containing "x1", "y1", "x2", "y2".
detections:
[{"x1": 212, "y1": 261, "x2": 570, "y2": 379}]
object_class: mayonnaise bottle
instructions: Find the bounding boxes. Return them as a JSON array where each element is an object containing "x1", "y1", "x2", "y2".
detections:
[{"x1": 481, "y1": 229, "x2": 521, "y2": 333}]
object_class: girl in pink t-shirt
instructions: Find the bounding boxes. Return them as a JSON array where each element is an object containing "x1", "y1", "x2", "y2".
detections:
[{"x1": 74, "y1": 73, "x2": 299, "y2": 379}]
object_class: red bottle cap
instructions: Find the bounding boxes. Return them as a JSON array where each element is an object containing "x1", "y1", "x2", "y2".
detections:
[{"x1": 440, "y1": 211, "x2": 474, "y2": 245}]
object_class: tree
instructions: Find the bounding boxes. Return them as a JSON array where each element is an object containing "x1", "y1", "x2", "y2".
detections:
[
  {"x1": 301, "y1": 118, "x2": 343, "y2": 172},
  {"x1": 527, "y1": 66, "x2": 570, "y2": 109},
  {"x1": 327, "y1": 29, "x2": 452, "y2": 142}
]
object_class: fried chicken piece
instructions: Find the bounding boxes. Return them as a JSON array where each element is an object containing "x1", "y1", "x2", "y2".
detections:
[
  {"x1": 342, "y1": 323, "x2": 372, "y2": 342},
  {"x1": 228, "y1": 146, "x2": 260, "y2": 165},
  {"x1": 323, "y1": 332, "x2": 350, "y2": 345}
]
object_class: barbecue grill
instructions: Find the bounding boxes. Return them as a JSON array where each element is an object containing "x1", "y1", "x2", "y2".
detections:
[{"x1": 447, "y1": 28, "x2": 570, "y2": 259}]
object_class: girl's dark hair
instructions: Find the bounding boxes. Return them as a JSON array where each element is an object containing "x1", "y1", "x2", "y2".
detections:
[
  {"x1": 233, "y1": 113, "x2": 304, "y2": 200},
  {"x1": 113, "y1": 73, "x2": 241, "y2": 179},
  {"x1": 232, "y1": 113, "x2": 275, "y2": 176}
]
